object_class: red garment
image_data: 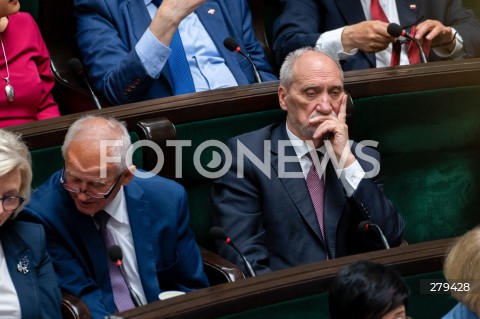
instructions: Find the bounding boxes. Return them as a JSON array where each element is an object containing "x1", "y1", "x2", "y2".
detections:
[{"x1": 0, "y1": 12, "x2": 60, "y2": 128}]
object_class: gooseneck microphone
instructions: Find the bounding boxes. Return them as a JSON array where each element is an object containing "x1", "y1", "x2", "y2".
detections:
[
  {"x1": 223, "y1": 36, "x2": 262, "y2": 83},
  {"x1": 358, "y1": 221, "x2": 390, "y2": 249},
  {"x1": 108, "y1": 245, "x2": 144, "y2": 307},
  {"x1": 209, "y1": 226, "x2": 256, "y2": 277},
  {"x1": 387, "y1": 23, "x2": 428, "y2": 64},
  {"x1": 68, "y1": 58, "x2": 103, "y2": 109}
]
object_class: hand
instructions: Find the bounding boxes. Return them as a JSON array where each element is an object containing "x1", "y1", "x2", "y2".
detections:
[
  {"x1": 309, "y1": 94, "x2": 356, "y2": 167},
  {"x1": 415, "y1": 19, "x2": 456, "y2": 51},
  {"x1": 342, "y1": 20, "x2": 396, "y2": 53},
  {"x1": 149, "y1": 0, "x2": 206, "y2": 45}
]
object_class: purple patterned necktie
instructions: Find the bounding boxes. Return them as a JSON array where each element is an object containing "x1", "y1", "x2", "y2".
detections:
[
  {"x1": 306, "y1": 155, "x2": 325, "y2": 238},
  {"x1": 94, "y1": 211, "x2": 135, "y2": 312}
]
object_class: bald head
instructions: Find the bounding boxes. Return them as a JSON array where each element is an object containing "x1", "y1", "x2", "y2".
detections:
[{"x1": 62, "y1": 116, "x2": 132, "y2": 172}]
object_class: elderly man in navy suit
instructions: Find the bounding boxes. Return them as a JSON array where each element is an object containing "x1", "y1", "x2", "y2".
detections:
[
  {"x1": 273, "y1": 0, "x2": 480, "y2": 71},
  {"x1": 23, "y1": 116, "x2": 208, "y2": 318},
  {"x1": 74, "y1": 0, "x2": 277, "y2": 105},
  {"x1": 210, "y1": 47, "x2": 404, "y2": 275}
]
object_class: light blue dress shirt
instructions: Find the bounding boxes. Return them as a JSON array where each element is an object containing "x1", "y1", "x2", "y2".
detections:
[{"x1": 135, "y1": 0, "x2": 238, "y2": 92}]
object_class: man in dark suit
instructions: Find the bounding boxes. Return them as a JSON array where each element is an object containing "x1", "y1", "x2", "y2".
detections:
[
  {"x1": 272, "y1": 0, "x2": 480, "y2": 71},
  {"x1": 210, "y1": 47, "x2": 404, "y2": 275},
  {"x1": 74, "y1": 0, "x2": 277, "y2": 105},
  {"x1": 23, "y1": 116, "x2": 208, "y2": 318}
]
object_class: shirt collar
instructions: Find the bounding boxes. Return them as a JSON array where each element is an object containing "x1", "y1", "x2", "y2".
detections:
[
  {"x1": 104, "y1": 186, "x2": 128, "y2": 224},
  {"x1": 285, "y1": 123, "x2": 324, "y2": 159}
]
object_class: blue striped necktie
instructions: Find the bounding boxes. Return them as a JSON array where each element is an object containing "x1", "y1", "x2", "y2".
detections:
[{"x1": 151, "y1": 0, "x2": 195, "y2": 94}]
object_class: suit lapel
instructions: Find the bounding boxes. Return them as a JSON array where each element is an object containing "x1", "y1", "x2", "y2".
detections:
[
  {"x1": 1, "y1": 223, "x2": 38, "y2": 318},
  {"x1": 124, "y1": 182, "x2": 157, "y2": 302},
  {"x1": 396, "y1": 0, "x2": 420, "y2": 27},
  {"x1": 270, "y1": 125, "x2": 326, "y2": 244},
  {"x1": 196, "y1": 2, "x2": 247, "y2": 84}
]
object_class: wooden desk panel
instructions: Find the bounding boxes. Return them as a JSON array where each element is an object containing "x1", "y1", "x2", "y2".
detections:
[{"x1": 117, "y1": 238, "x2": 453, "y2": 319}]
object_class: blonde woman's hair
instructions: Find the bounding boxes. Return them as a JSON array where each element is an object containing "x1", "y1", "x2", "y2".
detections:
[
  {"x1": 444, "y1": 226, "x2": 480, "y2": 313},
  {"x1": 0, "y1": 129, "x2": 32, "y2": 218}
]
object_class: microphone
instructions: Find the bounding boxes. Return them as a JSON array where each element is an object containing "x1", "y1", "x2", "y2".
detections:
[
  {"x1": 387, "y1": 23, "x2": 427, "y2": 64},
  {"x1": 68, "y1": 58, "x2": 103, "y2": 109},
  {"x1": 223, "y1": 36, "x2": 262, "y2": 83},
  {"x1": 108, "y1": 245, "x2": 144, "y2": 307},
  {"x1": 209, "y1": 226, "x2": 256, "y2": 277},
  {"x1": 358, "y1": 221, "x2": 390, "y2": 249}
]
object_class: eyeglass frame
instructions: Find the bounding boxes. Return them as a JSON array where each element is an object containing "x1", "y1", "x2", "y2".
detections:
[
  {"x1": 59, "y1": 167, "x2": 123, "y2": 199},
  {"x1": 0, "y1": 196, "x2": 25, "y2": 211}
]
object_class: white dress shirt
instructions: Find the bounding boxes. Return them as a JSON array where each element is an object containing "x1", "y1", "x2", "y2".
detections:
[
  {"x1": 0, "y1": 241, "x2": 21, "y2": 318},
  {"x1": 99, "y1": 187, "x2": 148, "y2": 305}
]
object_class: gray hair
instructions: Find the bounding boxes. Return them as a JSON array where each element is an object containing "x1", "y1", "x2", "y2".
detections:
[
  {"x1": 61, "y1": 115, "x2": 131, "y2": 172},
  {"x1": 0, "y1": 129, "x2": 32, "y2": 218},
  {"x1": 279, "y1": 47, "x2": 344, "y2": 89}
]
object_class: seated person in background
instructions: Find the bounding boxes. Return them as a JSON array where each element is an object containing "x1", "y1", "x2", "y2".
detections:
[
  {"x1": 74, "y1": 0, "x2": 277, "y2": 105},
  {"x1": 329, "y1": 260, "x2": 411, "y2": 319},
  {"x1": 22, "y1": 115, "x2": 208, "y2": 318},
  {"x1": 0, "y1": 2, "x2": 60, "y2": 127},
  {"x1": 0, "y1": 129, "x2": 62, "y2": 318},
  {"x1": 272, "y1": 0, "x2": 480, "y2": 71},
  {"x1": 442, "y1": 226, "x2": 480, "y2": 319},
  {"x1": 209, "y1": 47, "x2": 404, "y2": 275}
]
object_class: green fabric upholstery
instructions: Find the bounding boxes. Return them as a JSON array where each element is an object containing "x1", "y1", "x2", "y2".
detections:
[
  {"x1": 175, "y1": 109, "x2": 286, "y2": 248},
  {"x1": 30, "y1": 132, "x2": 143, "y2": 189},
  {"x1": 352, "y1": 85, "x2": 480, "y2": 243},
  {"x1": 218, "y1": 271, "x2": 456, "y2": 319}
]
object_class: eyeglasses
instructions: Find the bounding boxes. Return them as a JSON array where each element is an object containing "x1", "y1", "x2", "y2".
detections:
[
  {"x1": 0, "y1": 196, "x2": 25, "y2": 211},
  {"x1": 60, "y1": 168, "x2": 122, "y2": 199}
]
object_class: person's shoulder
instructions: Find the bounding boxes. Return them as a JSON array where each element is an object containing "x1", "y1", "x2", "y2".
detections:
[
  {"x1": 229, "y1": 122, "x2": 283, "y2": 145},
  {"x1": 9, "y1": 12, "x2": 36, "y2": 25},
  {"x1": 5, "y1": 220, "x2": 46, "y2": 244},
  {"x1": 130, "y1": 172, "x2": 186, "y2": 194}
]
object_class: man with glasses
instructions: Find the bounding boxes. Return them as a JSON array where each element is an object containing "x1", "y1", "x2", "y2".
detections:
[{"x1": 22, "y1": 115, "x2": 208, "y2": 318}]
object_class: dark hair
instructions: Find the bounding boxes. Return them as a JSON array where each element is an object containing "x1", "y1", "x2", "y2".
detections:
[{"x1": 329, "y1": 260, "x2": 410, "y2": 319}]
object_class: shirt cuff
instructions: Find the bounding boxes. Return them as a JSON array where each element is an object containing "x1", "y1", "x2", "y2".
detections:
[
  {"x1": 336, "y1": 160, "x2": 366, "y2": 197},
  {"x1": 432, "y1": 28, "x2": 465, "y2": 59},
  {"x1": 315, "y1": 27, "x2": 358, "y2": 60},
  {"x1": 135, "y1": 28, "x2": 171, "y2": 79}
]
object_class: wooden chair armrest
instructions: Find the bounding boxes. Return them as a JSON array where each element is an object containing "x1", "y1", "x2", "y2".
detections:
[
  {"x1": 61, "y1": 291, "x2": 91, "y2": 319},
  {"x1": 200, "y1": 246, "x2": 246, "y2": 285}
]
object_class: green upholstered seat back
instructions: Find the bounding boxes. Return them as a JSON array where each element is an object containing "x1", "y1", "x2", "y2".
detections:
[
  {"x1": 218, "y1": 271, "x2": 456, "y2": 319},
  {"x1": 175, "y1": 109, "x2": 286, "y2": 249},
  {"x1": 19, "y1": 0, "x2": 39, "y2": 20},
  {"x1": 30, "y1": 132, "x2": 143, "y2": 188},
  {"x1": 351, "y1": 85, "x2": 480, "y2": 243}
]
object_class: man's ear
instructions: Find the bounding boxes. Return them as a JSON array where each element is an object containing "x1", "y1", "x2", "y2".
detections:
[
  {"x1": 122, "y1": 165, "x2": 136, "y2": 185},
  {"x1": 278, "y1": 86, "x2": 288, "y2": 111}
]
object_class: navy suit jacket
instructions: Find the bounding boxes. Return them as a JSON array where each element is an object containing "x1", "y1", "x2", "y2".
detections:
[
  {"x1": 0, "y1": 220, "x2": 62, "y2": 318},
  {"x1": 74, "y1": 0, "x2": 277, "y2": 105},
  {"x1": 273, "y1": 0, "x2": 480, "y2": 70},
  {"x1": 210, "y1": 122, "x2": 404, "y2": 275},
  {"x1": 23, "y1": 171, "x2": 208, "y2": 319}
]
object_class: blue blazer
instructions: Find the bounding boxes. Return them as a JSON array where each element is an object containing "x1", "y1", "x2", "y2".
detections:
[
  {"x1": 273, "y1": 0, "x2": 480, "y2": 70},
  {"x1": 0, "y1": 220, "x2": 62, "y2": 318},
  {"x1": 23, "y1": 171, "x2": 209, "y2": 319},
  {"x1": 74, "y1": 0, "x2": 277, "y2": 105},
  {"x1": 210, "y1": 122, "x2": 405, "y2": 275}
]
